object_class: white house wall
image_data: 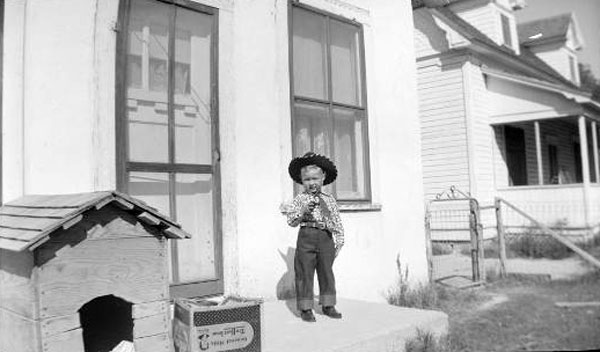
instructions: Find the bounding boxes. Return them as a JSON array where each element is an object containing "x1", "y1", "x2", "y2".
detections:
[
  {"x1": 3, "y1": 0, "x2": 428, "y2": 302},
  {"x1": 418, "y1": 56, "x2": 471, "y2": 199}
]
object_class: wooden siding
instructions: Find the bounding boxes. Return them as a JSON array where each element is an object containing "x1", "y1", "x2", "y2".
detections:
[
  {"x1": 0, "y1": 249, "x2": 37, "y2": 318},
  {"x1": 418, "y1": 58, "x2": 470, "y2": 199}
]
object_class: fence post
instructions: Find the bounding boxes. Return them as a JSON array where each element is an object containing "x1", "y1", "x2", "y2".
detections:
[
  {"x1": 469, "y1": 199, "x2": 481, "y2": 282},
  {"x1": 424, "y1": 203, "x2": 434, "y2": 284},
  {"x1": 495, "y1": 197, "x2": 507, "y2": 278}
]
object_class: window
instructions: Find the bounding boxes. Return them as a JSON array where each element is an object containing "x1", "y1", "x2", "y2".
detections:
[
  {"x1": 290, "y1": 4, "x2": 371, "y2": 201},
  {"x1": 501, "y1": 14, "x2": 512, "y2": 48},
  {"x1": 116, "y1": 0, "x2": 221, "y2": 297},
  {"x1": 504, "y1": 126, "x2": 528, "y2": 186},
  {"x1": 569, "y1": 56, "x2": 577, "y2": 83},
  {"x1": 548, "y1": 144, "x2": 558, "y2": 184},
  {"x1": 573, "y1": 141, "x2": 583, "y2": 183}
]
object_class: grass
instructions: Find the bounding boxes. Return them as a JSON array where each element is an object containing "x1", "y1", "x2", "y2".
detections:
[{"x1": 389, "y1": 258, "x2": 600, "y2": 351}]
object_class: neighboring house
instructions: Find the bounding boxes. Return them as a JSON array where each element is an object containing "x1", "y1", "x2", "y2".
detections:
[
  {"x1": 1, "y1": 0, "x2": 427, "y2": 303},
  {"x1": 413, "y1": 0, "x2": 600, "y2": 236}
]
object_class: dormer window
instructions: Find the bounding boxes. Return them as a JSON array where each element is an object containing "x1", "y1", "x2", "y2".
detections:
[{"x1": 501, "y1": 13, "x2": 512, "y2": 48}]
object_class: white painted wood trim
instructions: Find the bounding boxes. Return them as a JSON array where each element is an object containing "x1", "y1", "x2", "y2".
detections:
[
  {"x1": 578, "y1": 116, "x2": 591, "y2": 226},
  {"x1": 534, "y1": 121, "x2": 543, "y2": 185},
  {"x1": 462, "y1": 59, "x2": 477, "y2": 197},
  {"x1": 592, "y1": 122, "x2": 599, "y2": 183}
]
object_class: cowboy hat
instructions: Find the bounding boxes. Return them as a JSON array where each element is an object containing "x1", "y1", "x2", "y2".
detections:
[{"x1": 288, "y1": 152, "x2": 338, "y2": 185}]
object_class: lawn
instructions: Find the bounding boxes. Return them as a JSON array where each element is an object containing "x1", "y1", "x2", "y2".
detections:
[{"x1": 394, "y1": 272, "x2": 600, "y2": 352}]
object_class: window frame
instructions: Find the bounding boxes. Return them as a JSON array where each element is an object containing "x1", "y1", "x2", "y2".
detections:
[
  {"x1": 288, "y1": 1, "x2": 372, "y2": 203},
  {"x1": 115, "y1": 0, "x2": 223, "y2": 298}
]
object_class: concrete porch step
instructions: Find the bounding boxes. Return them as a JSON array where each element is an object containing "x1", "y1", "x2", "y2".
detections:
[{"x1": 263, "y1": 298, "x2": 448, "y2": 352}]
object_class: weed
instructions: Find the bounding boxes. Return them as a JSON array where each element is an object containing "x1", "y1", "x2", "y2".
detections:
[
  {"x1": 507, "y1": 235, "x2": 572, "y2": 259},
  {"x1": 386, "y1": 258, "x2": 439, "y2": 309},
  {"x1": 404, "y1": 329, "x2": 467, "y2": 352}
]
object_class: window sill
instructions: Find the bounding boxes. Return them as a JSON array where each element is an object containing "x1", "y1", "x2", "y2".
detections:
[{"x1": 339, "y1": 202, "x2": 382, "y2": 212}]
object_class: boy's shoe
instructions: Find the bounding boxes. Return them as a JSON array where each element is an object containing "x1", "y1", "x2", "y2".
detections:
[
  {"x1": 300, "y1": 309, "x2": 316, "y2": 322},
  {"x1": 322, "y1": 306, "x2": 342, "y2": 319}
]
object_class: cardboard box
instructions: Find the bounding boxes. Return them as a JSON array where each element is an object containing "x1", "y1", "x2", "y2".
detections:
[{"x1": 173, "y1": 298, "x2": 263, "y2": 352}]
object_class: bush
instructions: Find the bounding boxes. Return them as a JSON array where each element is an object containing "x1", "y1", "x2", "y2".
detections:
[
  {"x1": 432, "y1": 243, "x2": 453, "y2": 255},
  {"x1": 507, "y1": 235, "x2": 572, "y2": 259}
]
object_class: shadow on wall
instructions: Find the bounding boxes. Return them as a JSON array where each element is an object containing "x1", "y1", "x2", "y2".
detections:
[{"x1": 276, "y1": 247, "x2": 300, "y2": 316}]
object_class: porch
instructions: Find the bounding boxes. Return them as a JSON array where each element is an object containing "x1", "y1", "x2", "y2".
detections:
[
  {"x1": 263, "y1": 298, "x2": 448, "y2": 352},
  {"x1": 493, "y1": 115, "x2": 600, "y2": 233}
]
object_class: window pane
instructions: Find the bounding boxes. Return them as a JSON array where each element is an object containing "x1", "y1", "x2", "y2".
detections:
[
  {"x1": 501, "y1": 14, "x2": 512, "y2": 47},
  {"x1": 175, "y1": 174, "x2": 217, "y2": 282},
  {"x1": 294, "y1": 102, "x2": 331, "y2": 156},
  {"x1": 127, "y1": 0, "x2": 170, "y2": 162},
  {"x1": 333, "y1": 108, "x2": 367, "y2": 199},
  {"x1": 331, "y1": 20, "x2": 362, "y2": 106},
  {"x1": 293, "y1": 102, "x2": 333, "y2": 194},
  {"x1": 175, "y1": 8, "x2": 213, "y2": 164},
  {"x1": 292, "y1": 8, "x2": 328, "y2": 100}
]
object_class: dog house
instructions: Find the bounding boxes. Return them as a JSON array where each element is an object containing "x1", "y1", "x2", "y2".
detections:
[{"x1": 0, "y1": 191, "x2": 191, "y2": 352}]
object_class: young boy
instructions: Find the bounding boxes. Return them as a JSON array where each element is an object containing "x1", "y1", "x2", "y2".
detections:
[{"x1": 286, "y1": 152, "x2": 344, "y2": 322}]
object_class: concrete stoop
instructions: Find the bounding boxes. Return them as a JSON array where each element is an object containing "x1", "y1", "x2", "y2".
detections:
[{"x1": 263, "y1": 298, "x2": 448, "y2": 352}]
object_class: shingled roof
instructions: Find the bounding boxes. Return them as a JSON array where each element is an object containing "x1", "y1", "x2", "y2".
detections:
[
  {"x1": 518, "y1": 13, "x2": 572, "y2": 46},
  {"x1": 433, "y1": 7, "x2": 580, "y2": 90},
  {"x1": 0, "y1": 191, "x2": 190, "y2": 252}
]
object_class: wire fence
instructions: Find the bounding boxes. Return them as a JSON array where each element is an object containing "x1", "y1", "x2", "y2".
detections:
[{"x1": 426, "y1": 193, "x2": 600, "y2": 285}]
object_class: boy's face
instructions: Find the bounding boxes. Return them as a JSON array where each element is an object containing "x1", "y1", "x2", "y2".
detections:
[{"x1": 301, "y1": 166, "x2": 325, "y2": 194}]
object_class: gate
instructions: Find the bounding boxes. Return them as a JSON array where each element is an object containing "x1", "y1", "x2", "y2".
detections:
[{"x1": 425, "y1": 186, "x2": 485, "y2": 287}]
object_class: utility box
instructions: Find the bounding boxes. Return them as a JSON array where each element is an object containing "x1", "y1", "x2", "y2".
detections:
[
  {"x1": 173, "y1": 298, "x2": 263, "y2": 352},
  {"x1": 0, "y1": 191, "x2": 191, "y2": 352}
]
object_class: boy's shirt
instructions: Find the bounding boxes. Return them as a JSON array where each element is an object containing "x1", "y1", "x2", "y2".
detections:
[{"x1": 286, "y1": 191, "x2": 345, "y2": 247}]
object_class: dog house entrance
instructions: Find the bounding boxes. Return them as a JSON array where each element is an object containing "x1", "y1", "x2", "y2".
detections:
[{"x1": 79, "y1": 295, "x2": 133, "y2": 352}]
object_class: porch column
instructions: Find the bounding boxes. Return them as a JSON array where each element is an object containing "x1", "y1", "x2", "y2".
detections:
[
  {"x1": 578, "y1": 116, "x2": 592, "y2": 226},
  {"x1": 592, "y1": 121, "x2": 600, "y2": 183},
  {"x1": 534, "y1": 121, "x2": 543, "y2": 185}
]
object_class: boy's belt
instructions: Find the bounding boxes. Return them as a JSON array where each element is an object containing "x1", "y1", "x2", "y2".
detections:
[{"x1": 300, "y1": 221, "x2": 328, "y2": 230}]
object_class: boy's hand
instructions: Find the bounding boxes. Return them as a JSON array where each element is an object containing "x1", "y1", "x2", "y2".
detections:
[
  {"x1": 301, "y1": 199, "x2": 318, "y2": 215},
  {"x1": 335, "y1": 243, "x2": 343, "y2": 257}
]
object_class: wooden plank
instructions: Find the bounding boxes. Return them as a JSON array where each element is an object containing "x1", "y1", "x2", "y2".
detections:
[
  {"x1": 42, "y1": 327, "x2": 85, "y2": 352},
  {"x1": 0, "y1": 307, "x2": 38, "y2": 352},
  {"x1": 138, "y1": 212, "x2": 161, "y2": 226},
  {"x1": 0, "y1": 214, "x2": 57, "y2": 231},
  {"x1": 134, "y1": 332, "x2": 171, "y2": 352},
  {"x1": 133, "y1": 312, "x2": 169, "y2": 338},
  {"x1": 82, "y1": 211, "x2": 157, "y2": 240},
  {"x1": 0, "y1": 206, "x2": 75, "y2": 218},
  {"x1": 164, "y1": 226, "x2": 190, "y2": 239},
  {"x1": 0, "y1": 249, "x2": 37, "y2": 318},
  {"x1": 37, "y1": 237, "x2": 168, "y2": 318},
  {"x1": 94, "y1": 196, "x2": 114, "y2": 210},
  {"x1": 132, "y1": 300, "x2": 168, "y2": 319},
  {"x1": 61, "y1": 215, "x2": 83, "y2": 230},
  {"x1": 0, "y1": 237, "x2": 30, "y2": 251},
  {"x1": 40, "y1": 313, "x2": 81, "y2": 338},
  {"x1": 6, "y1": 192, "x2": 108, "y2": 208},
  {"x1": 114, "y1": 198, "x2": 135, "y2": 210}
]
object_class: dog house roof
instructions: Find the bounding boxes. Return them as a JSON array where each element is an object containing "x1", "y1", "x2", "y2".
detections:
[{"x1": 0, "y1": 191, "x2": 191, "y2": 252}]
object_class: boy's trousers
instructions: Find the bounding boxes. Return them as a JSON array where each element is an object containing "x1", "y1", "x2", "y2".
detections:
[{"x1": 294, "y1": 227, "x2": 336, "y2": 311}]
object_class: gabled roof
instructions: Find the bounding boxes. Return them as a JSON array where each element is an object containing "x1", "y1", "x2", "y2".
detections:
[
  {"x1": 432, "y1": 7, "x2": 581, "y2": 90},
  {"x1": 0, "y1": 191, "x2": 190, "y2": 252},
  {"x1": 518, "y1": 13, "x2": 575, "y2": 47}
]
